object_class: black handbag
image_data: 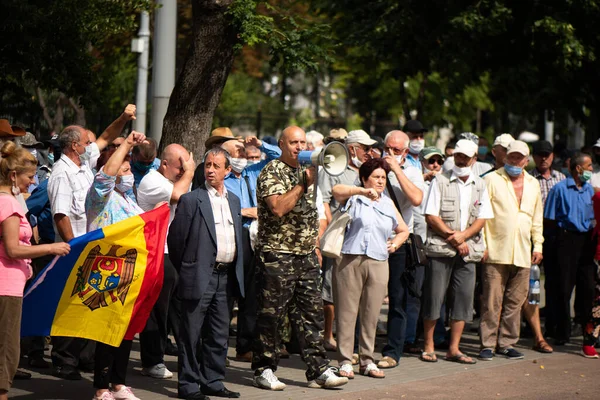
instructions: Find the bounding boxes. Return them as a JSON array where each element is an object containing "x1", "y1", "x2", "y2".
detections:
[{"x1": 386, "y1": 180, "x2": 428, "y2": 268}]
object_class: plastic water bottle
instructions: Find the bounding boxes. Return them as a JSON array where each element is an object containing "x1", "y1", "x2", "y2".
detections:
[{"x1": 528, "y1": 264, "x2": 541, "y2": 305}]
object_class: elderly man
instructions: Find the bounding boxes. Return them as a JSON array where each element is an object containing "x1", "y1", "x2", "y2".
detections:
[
  {"x1": 544, "y1": 152, "x2": 595, "y2": 346},
  {"x1": 377, "y1": 130, "x2": 424, "y2": 368},
  {"x1": 421, "y1": 140, "x2": 493, "y2": 364},
  {"x1": 480, "y1": 140, "x2": 544, "y2": 361},
  {"x1": 443, "y1": 133, "x2": 493, "y2": 177},
  {"x1": 137, "y1": 144, "x2": 196, "y2": 380},
  {"x1": 245, "y1": 145, "x2": 262, "y2": 164},
  {"x1": 169, "y1": 148, "x2": 244, "y2": 400},
  {"x1": 131, "y1": 138, "x2": 161, "y2": 186},
  {"x1": 306, "y1": 130, "x2": 324, "y2": 151},
  {"x1": 48, "y1": 104, "x2": 136, "y2": 380},
  {"x1": 252, "y1": 126, "x2": 348, "y2": 391},
  {"x1": 481, "y1": 133, "x2": 515, "y2": 175},
  {"x1": 219, "y1": 136, "x2": 281, "y2": 362},
  {"x1": 403, "y1": 120, "x2": 427, "y2": 170}
]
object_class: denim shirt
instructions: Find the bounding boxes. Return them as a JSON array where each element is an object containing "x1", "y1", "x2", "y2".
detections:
[{"x1": 341, "y1": 194, "x2": 398, "y2": 261}]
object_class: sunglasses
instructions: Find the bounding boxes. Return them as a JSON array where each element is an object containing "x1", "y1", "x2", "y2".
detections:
[{"x1": 428, "y1": 158, "x2": 443, "y2": 165}]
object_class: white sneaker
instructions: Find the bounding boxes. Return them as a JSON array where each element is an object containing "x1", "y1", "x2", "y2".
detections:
[
  {"x1": 253, "y1": 368, "x2": 286, "y2": 391},
  {"x1": 92, "y1": 391, "x2": 115, "y2": 400},
  {"x1": 141, "y1": 363, "x2": 173, "y2": 379},
  {"x1": 111, "y1": 386, "x2": 140, "y2": 400},
  {"x1": 308, "y1": 366, "x2": 349, "y2": 389}
]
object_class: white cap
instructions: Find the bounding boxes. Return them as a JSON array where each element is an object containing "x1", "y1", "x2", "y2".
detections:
[
  {"x1": 453, "y1": 139, "x2": 478, "y2": 157},
  {"x1": 346, "y1": 130, "x2": 377, "y2": 146},
  {"x1": 507, "y1": 140, "x2": 530, "y2": 157},
  {"x1": 493, "y1": 133, "x2": 515, "y2": 148},
  {"x1": 594, "y1": 138, "x2": 600, "y2": 148}
]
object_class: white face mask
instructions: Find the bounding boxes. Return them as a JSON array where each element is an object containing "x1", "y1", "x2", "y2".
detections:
[
  {"x1": 230, "y1": 157, "x2": 248, "y2": 173},
  {"x1": 452, "y1": 165, "x2": 471, "y2": 177},
  {"x1": 351, "y1": 156, "x2": 363, "y2": 168},
  {"x1": 395, "y1": 155, "x2": 404, "y2": 165},
  {"x1": 409, "y1": 139, "x2": 425, "y2": 154},
  {"x1": 79, "y1": 145, "x2": 93, "y2": 162},
  {"x1": 116, "y1": 174, "x2": 135, "y2": 192}
]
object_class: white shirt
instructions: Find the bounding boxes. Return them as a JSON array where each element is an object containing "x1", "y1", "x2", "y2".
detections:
[
  {"x1": 385, "y1": 165, "x2": 425, "y2": 233},
  {"x1": 137, "y1": 169, "x2": 176, "y2": 253},
  {"x1": 206, "y1": 183, "x2": 236, "y2": 263},
  {"x1": 48, "y1": 143, "x2": 100, "y2": 241},
  {"x1": 443, "y1": 157, "x2": 493, "y2": 177},
  {"x1": 424, "y1": 172, "x2": 494, "y2": 231}
]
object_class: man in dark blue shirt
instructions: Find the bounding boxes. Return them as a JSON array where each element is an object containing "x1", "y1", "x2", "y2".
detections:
[{"x1": 544, "y1": 152, "x2": 595, "y2": 345}]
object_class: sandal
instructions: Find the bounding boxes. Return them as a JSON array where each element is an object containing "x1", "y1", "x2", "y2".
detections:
[
  {"x1": 360, "y1": 363, "x2": 385, "y2": 378},
  {"x1": 419, "y1": 351, "x2": 438, "y2": 363},
  {"x1": 376, "y1": 356, "x2": 397, "y2": 369},
  {"x1": 445, "y1": 353, "x2": 476, "y2": 364},
  {"x1": 532, "y1": 340, "x2": 553, "y2": 354},
  {"x1": 339, "y1": 363, "x2": 355, "y2": 379}
]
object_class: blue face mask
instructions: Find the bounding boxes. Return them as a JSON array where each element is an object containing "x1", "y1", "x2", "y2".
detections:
[
  {"x1": 561, "y1": 167, "x2": 570, "y2": 176},
  {"x1": 133, "y1": 161, "x2": 153, "y2": 173},
  {"x1": 504, "y1": 163, "x2": 523, "y2": 177},
  {"x1": 478, "y1": 146, "x2": 489, "y2": 156},
  {"x1": 48, "y1": 152, "x2": 55, "y2": 165}
]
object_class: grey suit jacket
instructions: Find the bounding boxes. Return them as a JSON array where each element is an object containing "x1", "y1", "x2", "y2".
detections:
[{"x1": 168, "y1": 184, "x2": 244, "y2": 300}]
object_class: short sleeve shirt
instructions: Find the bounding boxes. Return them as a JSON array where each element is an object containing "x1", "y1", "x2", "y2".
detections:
[
  {"x1": 385, "y1": 165, "x2": 425, "y2": 233},
  {"x1": 256, "y1": 159, "x2": 319, "y2": 255},
  {"x1": 137, "y1": 169, "x2": 176, "y2": 253},
  {"x1": 0, "y1": 194, "x2": 33, "y2": 296}
]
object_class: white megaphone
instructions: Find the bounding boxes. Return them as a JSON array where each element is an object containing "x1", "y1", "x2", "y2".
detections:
[{"x1": 297, "y1": 141, "x2": 349, "y2": 176}]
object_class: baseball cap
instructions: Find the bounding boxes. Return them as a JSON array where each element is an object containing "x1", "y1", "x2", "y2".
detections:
[
  {"x1": 403, "y1": 120, "x2": 427, "y2": 133},
  {"x1": 532, "y1": 140, "x2": 553, "y2": 155},
  {"x1": 453, "y1": 139, "x2": 478, "y2": 157},
  {"x1": 458, "y1": 132, "x2": 479, "y2": 145},
  {"x1": 346, "y1": 130, "x2": 377, "y2": 146},
  {"x1": 419, "y1": 147, "x2": 444, "y2": 161},
  {"x1": 507, "y1": 140, "x2": 530, "y2": 157},
  {"x1": 493, "y1": 133, "x2": 515, "y2": 148}
]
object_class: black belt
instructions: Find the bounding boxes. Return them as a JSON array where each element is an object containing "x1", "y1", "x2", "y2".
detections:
[{"x1": 214, "y1": 262, "x2": 234, "y2": 272}]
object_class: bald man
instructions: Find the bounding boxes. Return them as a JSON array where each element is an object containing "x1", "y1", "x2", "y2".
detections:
[
  {"x1": 137, "y1": 143, "x2": 196, "y2": 380},
  {"x1": 252, "y1": 126, "x2": 348, "y2": 391}
]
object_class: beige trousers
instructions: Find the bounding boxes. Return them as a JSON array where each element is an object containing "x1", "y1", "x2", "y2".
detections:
[
  {"x1": 0, "y1": 296, "x2": 22, "y2": 392},
  {"x1": 333, "y1": 254, "x2": 388, "y2": 367},
  {"x1": 480, "y1": 263, "x2": 530, "y2": 350}
]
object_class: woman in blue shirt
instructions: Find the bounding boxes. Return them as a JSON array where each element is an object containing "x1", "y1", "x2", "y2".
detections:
[{"x1": 332, "y1": 158, "x2": 408, "y2": 379}]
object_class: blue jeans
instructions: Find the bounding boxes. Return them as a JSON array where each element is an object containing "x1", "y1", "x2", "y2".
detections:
[{"x1": 382, "y1": 246, "x2": 408, "y2": 362}]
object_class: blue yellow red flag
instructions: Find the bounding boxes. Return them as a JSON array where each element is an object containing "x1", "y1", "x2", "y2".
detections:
[{"x1": 21, "y1": 205, "x2": 169, "y2": 347}]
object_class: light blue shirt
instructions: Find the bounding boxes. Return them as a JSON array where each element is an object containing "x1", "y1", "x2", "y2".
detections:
[
  {"x1": 405, "y1": 153, "x2": 421, "y2": 170},
  {"x1": 224, "y1": 142, "x2": 281, "y2": 226},
  {"x1": 341, "y1": 194, "x2": 398, "y2": 261}
]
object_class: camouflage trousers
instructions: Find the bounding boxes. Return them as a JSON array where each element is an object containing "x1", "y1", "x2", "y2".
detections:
[{"x1": 252, "y1": 250, "x2": 329, "y2": 381}]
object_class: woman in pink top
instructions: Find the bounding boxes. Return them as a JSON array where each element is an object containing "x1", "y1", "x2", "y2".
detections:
[{"x1": 0, "y1": 141, "x2": 70, "y2": 400}]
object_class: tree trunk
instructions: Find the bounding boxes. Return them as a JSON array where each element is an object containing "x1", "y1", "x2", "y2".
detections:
[
  {"x1": 159, "y1": 0, "x2": 238, "y2": 156},
  {"x1": 68, "y1": 97, "x2": 86, "y2": 127},
  {"x1": 415, "y1": 75, "x2": 428, "y2": 121}
]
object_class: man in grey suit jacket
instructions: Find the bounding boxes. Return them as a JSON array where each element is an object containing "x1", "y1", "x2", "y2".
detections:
[{"x1": 168, "y1": 148, "x2": 244, "y2": 400}]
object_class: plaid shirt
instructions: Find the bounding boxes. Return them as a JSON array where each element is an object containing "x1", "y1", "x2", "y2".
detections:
[
  {"x1": 206, "y1": 183, "x2": 236, "y2": 263},
  {"x1": 528, "y1": 168, "x2": 566, "y2": 207}
]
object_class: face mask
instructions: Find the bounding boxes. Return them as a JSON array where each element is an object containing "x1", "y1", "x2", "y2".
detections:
[
  {"x1": 395, "y1": 155, "x2": 404, "y2": 165},
  {"x1": 504, "y1": 163, "x2": 523, "y2": 177},
  {"x1": 478, "y1": 146, "x2": 489, "y2": 156},
  {"x1": 28, "y1": 148, "x2": 38, "y2": 158},
  {"x1": 351, "y1": 156, "x2": 363, "y2": 168},
  {"x1": 116, "y1": 174, "x2": 135, "y2": 192},
  {"x1": 246, "y1": 160, "x2": 258, "y2": 167},
  {"x1": 561, "y1": 167, "x2": 570, "y2": 176},
  {"x1": 452, "y1": 165, "x2": 471, "y2": 177},
  {"x1": 48, "y1": 152, "x2": 55, "y2": 165},
  {"x1": 133, "y1": 161, "x2": 153, "y2": 173},
  {"x1": 580, "y1": 170, "x2": 592, "y2": 182},
  {"x1": 79, "y1": 145, "x2": 93, "y2": 162},
  {"x1": 230, "y1": 157, "x2": 248, "y2": 173},
  {"x1": 409, "y1": 139, "x2": 425, "y2": 154}
]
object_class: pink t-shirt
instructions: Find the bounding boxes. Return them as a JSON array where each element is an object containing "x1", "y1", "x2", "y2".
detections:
[{"x1": 0, "y1": 194, "x2": 33, "y2": 297}]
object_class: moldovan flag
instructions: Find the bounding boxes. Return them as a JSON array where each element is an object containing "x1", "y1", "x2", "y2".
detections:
[{"x1": 21, "y1": 204, "x2": 170, "y2": 347}]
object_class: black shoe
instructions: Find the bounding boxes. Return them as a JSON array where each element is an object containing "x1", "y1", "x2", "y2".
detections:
[
  {"x1": 14, "y1": 369, "x2": 32, "y2": 380},
  {"x1": 201, "y1": 387, "x2": 240, "y2": 398},
  {"x1": 165, "y1": 341, "x2": 179, "y2": 356},
  {"x1": 54, "y1": 366, "x2": 82, "y2": 380},
  {"x1": 79, "y1": 363, "x2": 95, "y2": 373},
  {"x1": 554, "y1": 338, "x2": 568, "y2": 346},
  {"x1": 28, "y1": 355, "x2": 50, "y2": 369},
  {"x1": 181, "y1": 392, "x2": 209, "y2": 400}
]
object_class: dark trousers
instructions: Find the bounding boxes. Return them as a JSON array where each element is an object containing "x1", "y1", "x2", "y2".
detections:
[
  {"x1": 236, "y1": 227, "x2": 257, "y2": 354},
  {"x1": 24, "y1": 253, "x2": 53, "y2": 358},
  {"x1": 178, "y1": 271, "x2": 230, "y2": 397},
  {"x1": 51, "y1": 337, "x2": 95, "y2": 370},
  {"x1": 550, "y1": 229, "x2": 596, "y2": 342},
  {"x1": 252, "y1": 251, "x2": 329, "y2": 381},
  {"x1": 404, "y1": 264, "x2": 424, "y2": 344},
  {"x1": 382, "y1": 245, "x2": 409, "y2": 361},
  {"x1": 140, "y1": 254, "x2": 179, "y2": 367},
  {"x1": 543, "y1": 230, "x2": 559, "y2": 336},
  {"x1": 93, "y1": 340, "x2": 132, "y2": 389}
]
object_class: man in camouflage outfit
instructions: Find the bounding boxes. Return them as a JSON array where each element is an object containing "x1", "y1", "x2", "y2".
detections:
[{"x1": 251, "y1": 126, "x2": 348, "y2": 391}]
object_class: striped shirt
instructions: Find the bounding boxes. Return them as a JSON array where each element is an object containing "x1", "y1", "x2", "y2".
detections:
[
  {"x1": 528, "y1": 168, "x2": 566, "y2": 207},
  {"x1": 206, "y1": 183, "x2": 236, "y2": 263}
]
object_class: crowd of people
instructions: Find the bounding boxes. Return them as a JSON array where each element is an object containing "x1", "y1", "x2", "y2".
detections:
[{"x1": 0, "y1": 109, "x2": 600, "y2": 400}]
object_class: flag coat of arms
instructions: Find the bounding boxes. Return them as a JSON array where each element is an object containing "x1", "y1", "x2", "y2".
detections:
[{"x1": 21, "y1": 205, "x2": 169, "y2": 347}]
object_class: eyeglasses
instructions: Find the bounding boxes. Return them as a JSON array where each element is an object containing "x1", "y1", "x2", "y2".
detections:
[{"x1": 428, "y1": 158, "x2": 443, "y2": 165}]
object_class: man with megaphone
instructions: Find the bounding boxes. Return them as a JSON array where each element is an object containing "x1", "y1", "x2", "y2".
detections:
[{"x1": 251, "y1": 126, "x2": 349, "y2": 391}]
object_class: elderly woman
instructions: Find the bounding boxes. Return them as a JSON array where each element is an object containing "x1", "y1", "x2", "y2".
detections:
[
  {"x1": 332, "y1": 158, "x2": 409, "y2": 379},
  {"x1": 0, "y1": 141, "x2": 70, "y2": 400},
  {"x1": 85, "y1": 131, "x2": 146, "y2": 400}
]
